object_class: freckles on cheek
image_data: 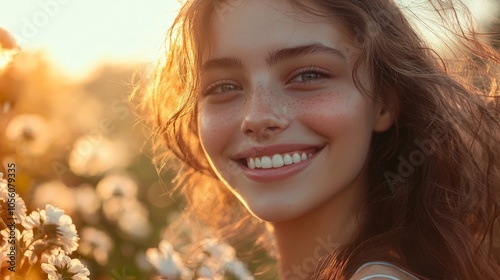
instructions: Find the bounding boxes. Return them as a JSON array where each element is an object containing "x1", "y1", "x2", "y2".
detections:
[
  {"x1": 293, "y1": 91, "x2": 357, "y2": 131},
  {"x1": 198, "y1": 106, "x2": 239, "y2": 145}
]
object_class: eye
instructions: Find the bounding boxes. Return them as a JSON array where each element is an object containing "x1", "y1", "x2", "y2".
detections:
[
  {"x1": 292, "y1": 72, "x2": 323, "y2": 82},
  {"x1": 218, "y1": 84, "x2": 239, "y2": 92},
  {"x1": 202, "y1": 80, "x2": 242, "y2": 96},
  {"x1": 287, "y1": 67, "x2": 330, "y2": 85}
]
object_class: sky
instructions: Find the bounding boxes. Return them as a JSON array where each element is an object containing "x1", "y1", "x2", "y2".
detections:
[
  {"x1": 0, "y1": 0, "x2": 181, "y2": 76},
  {"x1": 0, "y1": 0, "x2": 496, "y2": 77}
]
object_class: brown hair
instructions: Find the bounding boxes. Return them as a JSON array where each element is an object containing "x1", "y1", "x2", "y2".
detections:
[{"x1": 134, "y1": 0, "x2": 500, "y2": 279}]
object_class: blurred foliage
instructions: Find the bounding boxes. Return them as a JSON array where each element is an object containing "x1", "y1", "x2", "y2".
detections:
[{"x1": 0, "y1": 48, "x2": 183, "y2": 279}]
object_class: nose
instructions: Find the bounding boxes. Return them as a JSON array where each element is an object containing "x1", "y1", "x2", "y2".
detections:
[{"x1": 240, "y1": 89, "x2": 290, "y2": 142}]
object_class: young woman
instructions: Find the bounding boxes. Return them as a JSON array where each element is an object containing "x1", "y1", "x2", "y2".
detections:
[{"x1": 137, "y1": 0, "x2": 500, "y2": 279}]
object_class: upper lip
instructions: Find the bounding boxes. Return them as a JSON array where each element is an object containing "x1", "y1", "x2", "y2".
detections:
[{"x1": 232, "y1": 143, "x2": 324, "y2": 159}]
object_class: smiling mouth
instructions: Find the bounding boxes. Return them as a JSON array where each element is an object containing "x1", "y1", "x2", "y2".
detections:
[{"x1": 239, "y1": 148, "x2": 321, "y2": 170}]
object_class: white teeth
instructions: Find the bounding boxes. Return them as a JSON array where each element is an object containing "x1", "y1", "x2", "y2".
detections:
[
  {"x1": 272, "y1": 154, "x2": 284, "y2": 168},
  {"x1": 261, "y1": 156, "x2": 272, "y2": 169},
  {"x1": 245, "y1": 151, "x2": 316, "y2": 170},
  {"x1": 248, "y1": 158, "x2": 255, "y2": 169}
]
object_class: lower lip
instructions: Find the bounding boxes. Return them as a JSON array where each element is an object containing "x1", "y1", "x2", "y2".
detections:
[{"x1": 238, "y1": 149, "x2": 322, "y2": 183}]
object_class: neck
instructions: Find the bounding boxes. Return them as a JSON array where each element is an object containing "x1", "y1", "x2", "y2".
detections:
[{"x1": 270, "y1": 181, "x2": 365, "y2": 280}]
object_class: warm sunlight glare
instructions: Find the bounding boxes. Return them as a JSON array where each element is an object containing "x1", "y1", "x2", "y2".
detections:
[
  {"x1": 0, "y1": 50, "x2": 17, "y2": 73},
  {"x1": 0, "y1": 0, "x2": 181, "y2": 76}
]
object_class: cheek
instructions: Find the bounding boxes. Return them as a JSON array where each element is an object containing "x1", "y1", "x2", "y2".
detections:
[
  {"x1": 198, "y1": 105, "x2": 234, "y2": 134},
  {"x1": 197, "y1": 104, "x2": 239, "y2": 161},
  {"x1": 293, "y1": 91, "x2": 376, "y2": 176},
  {"x1": 198, "y1": 105, "x2": 245, "y2": 187},
  {"x1": 293, "y1": 90, "x2": 375, "y2": 135}
]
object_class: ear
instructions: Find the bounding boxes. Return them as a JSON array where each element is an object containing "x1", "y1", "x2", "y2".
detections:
[{"x1": 373, "y1": 98, "x2": 396, "y2": 132}]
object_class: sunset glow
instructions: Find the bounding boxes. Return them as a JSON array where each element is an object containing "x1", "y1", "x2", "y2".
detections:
[{"x1": 0, "y1": 0, "x2": 181, "y2": 75}]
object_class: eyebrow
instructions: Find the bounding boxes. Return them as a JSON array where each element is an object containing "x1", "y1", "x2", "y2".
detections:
[
  {"x1": 202, "y1": 56, "x2": 244, "y2": 72},
  {"x1": 201, "y1": 43, "x2": 346, "y2": 72},
  {"x1": 266, "y1": 43, "x2": 346, "y2": 66}
]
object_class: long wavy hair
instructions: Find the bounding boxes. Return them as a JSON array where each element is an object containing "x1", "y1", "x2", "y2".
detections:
[{"x1": 134, "y1": 0, "x2": 500, "y2": 279}]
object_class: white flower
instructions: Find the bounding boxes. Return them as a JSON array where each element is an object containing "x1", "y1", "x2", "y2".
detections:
[
  {"x1": 41, "y1": 250, "x2": 90, "y2": 280},
  {"x1": 78, "y1": 227, "x2": 113, "y2": 265},
  {"x1": 201, "y1": 238, "x2": 254, "y2": 279},
  {"x1": 146, "y1": 240, "x2": 190, "y2": 279},
  {"x1": 32, "y1": 181, "x2": 75, "y2": 214},
  {"x1": 45, "y1": 206, "x2": 65, "y2": 224},
  {"x1": 96, "y1": 173, "x2": 138, "y2": 200},
  {"x1": 197, "y1": 265, "x2": 215, "y2": 279},
  {"x1": 224, "y1": 260, "x2": 254, "y2": 280},
  {"x1": 4, "y1": 114, "x2": 52, "y2": 156},
  {"x1": 22, "y1": 204, "x2": 79, "y2": 255},
  {"x1": 72, "y1": 184, "x2": 100, "y2": 217},
  {"x1": 117, "y1": 203, "x2": 152, "y2": 239},
  {"x1": 102, "y1": 197, "x2": 127, "y2": 222},
  {"x1": 202, "y1": 238, "x2": 236, "y2": 264},
  {"x1": 0, "y1": 175, "x2": 27, "y2": 223},
  {"x1": 102, "y1": 197, "x2": 151, "y2": 239},
  {"x1": 68, "y1": 136, "x2": 130, "y2": 177}
]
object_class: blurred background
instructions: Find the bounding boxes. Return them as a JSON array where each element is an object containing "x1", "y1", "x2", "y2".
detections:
[
  {"x1": 0, "y1": 1, "x2": 187, "y2": 279},
  {"x1": 0, "y1": 0, "x2": 497, "y2": 279}
]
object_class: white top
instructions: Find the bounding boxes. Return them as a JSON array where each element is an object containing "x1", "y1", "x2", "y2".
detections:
[{"x1": 353, "y1": 261, "x2": 419, "y2": 280}]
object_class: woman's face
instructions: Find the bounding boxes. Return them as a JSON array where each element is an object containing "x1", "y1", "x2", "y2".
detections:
[{"x1": 197, "y1": 0, "x2": 392, "y2": 222}]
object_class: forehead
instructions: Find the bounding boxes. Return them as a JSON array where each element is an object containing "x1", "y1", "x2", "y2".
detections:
[{"x1": 205, "y1": 0, "x2": 353, "y2": 62}]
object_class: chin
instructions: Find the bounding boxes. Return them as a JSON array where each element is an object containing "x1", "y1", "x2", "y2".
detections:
[{"x1": 243, "y1": 199, "x2": 310, "y2": 223}]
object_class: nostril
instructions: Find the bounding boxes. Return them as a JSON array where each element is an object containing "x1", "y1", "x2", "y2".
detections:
[
  {"x1": 243, "y1": 128, "x2": 255, "y2": 136},
  {"x1": 241, "y1": 114, "x2": 290, "y2": 141},
  {"x1": 260, "y1": 129, "x2": 274, "y2": 142}
]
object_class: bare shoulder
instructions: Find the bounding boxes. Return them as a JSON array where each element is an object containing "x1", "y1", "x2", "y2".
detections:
[{"x1": 349, "y1": 263, "x2": 418, "y2": 280}]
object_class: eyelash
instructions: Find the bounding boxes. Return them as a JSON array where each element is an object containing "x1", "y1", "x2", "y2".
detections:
[
  {"x1": 287, "y1": 67, "x2": 331, "y2": 85},
  {"x1": 202, "y1": 80, "x2": 241, "y2": 96}
]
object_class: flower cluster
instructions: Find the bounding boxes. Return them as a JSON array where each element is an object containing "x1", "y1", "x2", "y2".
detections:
[
  {"x1": 0, "y1": 174, "x2": 90, "y2": 279},
  {"x1": 146, "y1": 238, "x2": 254, "y2": 280},
  {"x1": 42, "y1": 250, "x2": 90, "y2": 280}
]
